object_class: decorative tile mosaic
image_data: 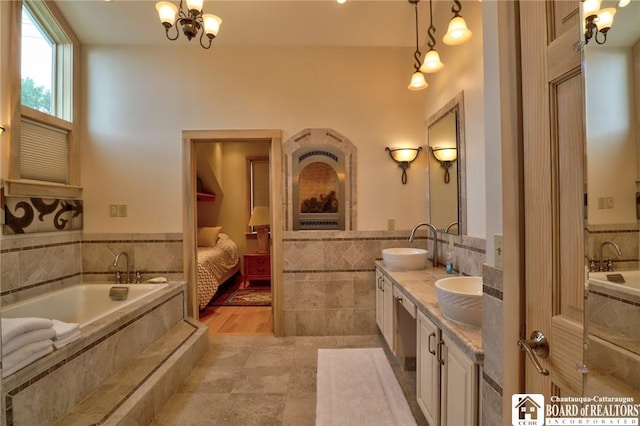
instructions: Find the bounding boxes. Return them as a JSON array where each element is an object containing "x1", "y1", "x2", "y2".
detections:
[{"x1": 1, "y1": 191, "x2": 83, "y2": 235}]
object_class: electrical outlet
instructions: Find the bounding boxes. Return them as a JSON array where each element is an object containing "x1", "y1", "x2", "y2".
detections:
[
  {"x1": 387, "y1": 218, "x2": 395, "y2": 231},
  {"x1": 118, "y1": 204, "x2": 127, "y2": 217},
  {"x1": 606, "y1": 197, "x2": 614, "y2": 209},
  {"x1": 109, "y1": 205, "x2": 118, "y2": 217},
  {"x1": 494, "y1": 234, "x2": 503, "y2": 269}
]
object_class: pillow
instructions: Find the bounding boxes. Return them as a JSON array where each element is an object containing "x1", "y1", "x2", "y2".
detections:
[{"x1": 197, "y1": 226, "x2": 222, "y2": 247}]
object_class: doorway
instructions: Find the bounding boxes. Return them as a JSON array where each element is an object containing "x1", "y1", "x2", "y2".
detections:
[{"x1": 182, "y1": 129, "x2": 284, "y2": 336}]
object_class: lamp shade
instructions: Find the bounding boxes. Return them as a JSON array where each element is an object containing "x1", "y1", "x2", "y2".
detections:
[
  {"x1": 202, "y1": 14, "x2": 222, "y2": 37},
  {"x1": 420, "y1": 50, "x2": 444, "y2": 73},
  {"x1": 156, "y1": 1, "x2": 178, "y2": 25},
  {"x1": 390, "y1": 148, "x2": 420, "y2": 163},
  {"x1": 408, "y1": 71, "x2": 428, "y2": 91},
  {"x1": 185, "y1": 0, "x2": 204, "y2": 13},
  {"x1": 582, "y1": 0, "x2": 602, "y2": 16},
  {"x1": 432, "y1": 147, "x2": 457, "y2": 162},
  {"x1": 249, "y1": 206, "x2": 271, "y2": 227},
  {"x1": 595, "y1": 8, "x2": 616, "y2": 31},
  {"x1": 443, "y1": 16, "x2": 472, "y2": 45}
]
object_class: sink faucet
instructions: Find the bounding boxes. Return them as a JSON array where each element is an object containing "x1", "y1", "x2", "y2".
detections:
[
  {"x1": 444, "y1": 222, "x2": 458, "y2": 233},
  {"x1": 598, "y1": 241, "x2": 622, "y2": 272},
  {"x1": 409, "y1": 222, "x2": 439, "y2": 267},
  {"x1": 113, "y1": 252, "x2": 131, "y2": 283}
]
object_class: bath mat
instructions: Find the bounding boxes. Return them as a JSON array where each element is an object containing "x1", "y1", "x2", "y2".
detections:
[{"x1": 316, "y1": 348, "x2": 417, "y2": 426}]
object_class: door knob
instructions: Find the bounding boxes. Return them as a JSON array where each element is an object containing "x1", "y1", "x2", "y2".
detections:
[{"x1": 517, "y1": 330, "x2": 549, "y2": 376}]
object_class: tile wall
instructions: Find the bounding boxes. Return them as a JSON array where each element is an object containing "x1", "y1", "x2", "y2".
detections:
[
  {"x1": 585, "y1": 223, "x2": 639, "y2": 271},
  {"x1": 482, "y1": 264, "x2": 503, "y2": 426}
]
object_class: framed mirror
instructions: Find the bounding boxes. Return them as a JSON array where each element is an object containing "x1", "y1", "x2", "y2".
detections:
[{"x1": 426, "y1": 91, "x2": 466, "y2": 235}]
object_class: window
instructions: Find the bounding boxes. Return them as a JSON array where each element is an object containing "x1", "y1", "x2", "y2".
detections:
[
  {"x1": 248, "y1": 157, "x2": 270, "y2": 232},
  {"x1": 4, "y1": 0, "x2": 80, "y2": 197}
]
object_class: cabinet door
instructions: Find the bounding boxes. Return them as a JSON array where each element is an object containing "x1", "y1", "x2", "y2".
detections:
[
  {"x1": 417, "y1": 311, "x2": 440, "y2": 426},
  {"x1": 375, "y1": 269, "x2": 384, "y2": 331},
  {"x1": 441, "y1": 334, "x2": 478, "y2": 426},
  {"x1": 382, "y1": 275, "x2": 394, "y2": 349}
]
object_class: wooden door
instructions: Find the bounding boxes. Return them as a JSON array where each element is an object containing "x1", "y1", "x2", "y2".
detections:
[{"x1": 520, "y1": 0, "x2": 585, "y2": 397}]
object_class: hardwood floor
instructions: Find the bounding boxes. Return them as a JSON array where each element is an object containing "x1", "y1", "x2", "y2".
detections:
[{"x1": 199, "y1": 306, "x2": 273, "y2": 334}]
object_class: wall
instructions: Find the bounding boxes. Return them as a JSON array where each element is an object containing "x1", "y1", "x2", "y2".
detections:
[{"x1": 80, "y1": 44, "x2": 428, "y2": 234}]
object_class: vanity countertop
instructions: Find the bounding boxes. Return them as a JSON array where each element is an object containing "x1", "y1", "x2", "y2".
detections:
[{"x1": 375, "y1": 260, "x2": 484, "y2": 365}]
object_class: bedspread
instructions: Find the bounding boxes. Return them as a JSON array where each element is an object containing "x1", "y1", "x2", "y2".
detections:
[{"x1": 197, "y1": 233, "x2": 239, "y2": 309}]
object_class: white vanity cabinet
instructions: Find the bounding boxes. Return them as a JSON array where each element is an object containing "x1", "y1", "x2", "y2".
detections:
[
  {"x1": 375, "y1": 268, "x2": 394, "y2": 349},
  {"x1": 417, "y1": 311, "x2": 479, "y2": 426}
]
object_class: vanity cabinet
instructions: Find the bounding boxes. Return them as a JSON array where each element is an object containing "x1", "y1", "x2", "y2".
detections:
[
  {"x1": 417, "y1": 311, "x2": 479, "y2": 426},
  {"x1": 375, "y1": 268, "x2": 394, "y2": 350}
]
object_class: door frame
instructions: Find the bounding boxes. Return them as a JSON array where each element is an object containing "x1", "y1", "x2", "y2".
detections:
[{"x1": 182, "y1": 129, "x2": 284, "y2": 336}]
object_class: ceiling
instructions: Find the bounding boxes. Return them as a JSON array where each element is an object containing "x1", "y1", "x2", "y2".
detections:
[{"x1": 54, "y1": 0, "x2": 430, "y2": 48}]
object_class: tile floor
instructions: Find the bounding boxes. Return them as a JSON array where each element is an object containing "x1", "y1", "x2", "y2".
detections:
[{"x1": 151, "y1": 334, "x2": 428, "y2": 425}]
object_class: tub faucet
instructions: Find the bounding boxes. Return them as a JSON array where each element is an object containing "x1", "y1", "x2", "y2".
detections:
[
  {"x1": 409, "y1": 222, "x2": 439, "y2": 267},
  {"x1": 598, "y1": 241, "x2": 622, "y2": 272},
  {"x1": 113, "y1": 252, "x2": 131, "y2": 283}
]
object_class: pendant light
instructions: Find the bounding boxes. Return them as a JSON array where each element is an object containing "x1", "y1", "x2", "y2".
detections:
[
  {"x1": 408, "y1": 0, "x2": 428, "y2": 91},
  {"x1": 420, "y1": 0, "x2": 444, "y2": 73},
  {"x1": 443, "y1": 0, "x2": 472, "y2": 46}
]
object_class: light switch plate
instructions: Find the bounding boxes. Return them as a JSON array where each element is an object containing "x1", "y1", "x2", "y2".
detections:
[
  {"x1": 118, "y1": 204, "x2": 127, "y2": 217},
  {"x1": 387, "y1": 218, "x2": 395, "y2": 231},
  {"x1": 494, "y1": 234, "x2": 503, "y2": 269}
]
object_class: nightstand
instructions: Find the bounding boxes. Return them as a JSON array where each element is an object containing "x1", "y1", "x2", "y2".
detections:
[{"x1": 242, "y1": 253, "x2": 271, "y2": 288}]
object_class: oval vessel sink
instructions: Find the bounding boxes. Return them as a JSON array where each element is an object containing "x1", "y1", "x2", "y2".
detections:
[
  {"x1": 435, "y1": 276, "x2": 482, "y2": 327},
  {"x1": 382, "y1": 248, "x2": 428, "y2": 270}
]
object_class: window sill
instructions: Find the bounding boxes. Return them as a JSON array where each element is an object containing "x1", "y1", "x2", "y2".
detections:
[{"x1": 4, "y1": 179, "x2": 83, "y2": 199}]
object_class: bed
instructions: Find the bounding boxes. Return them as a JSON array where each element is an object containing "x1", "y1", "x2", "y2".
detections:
[{"x1": 196, "y1": 232, "x2": 240, "y2": 310}]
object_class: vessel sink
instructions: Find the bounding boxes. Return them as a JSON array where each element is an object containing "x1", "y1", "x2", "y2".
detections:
[
  {"x1": 382, "y1": 248, "x2": 428, "y2": 270},
  {"x1": 435, "y1": 276, "x2": 483, "y2": 327}
]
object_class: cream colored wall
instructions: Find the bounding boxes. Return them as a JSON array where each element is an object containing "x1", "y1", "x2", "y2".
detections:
[
  {"x1": 585, "y1": 47, "x2": 637, "y2": 225},
  {"x1": 80, "y1": 45, "x2": 427, "y2": 233},
  {"x1": 421, "y1": 0, "x2": 486, "y2": 239}
]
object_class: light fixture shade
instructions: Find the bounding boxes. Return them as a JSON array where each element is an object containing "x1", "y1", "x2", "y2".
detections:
[
  {"x1": 202, "y1": 14, "x2": 222, "y2": 36},
  {"x1": 618, "y1": 0, "x2": 631, "y2": 7},
  {"x1": 390, "y1": 148, "x2": 420, "y2": 163},
  {"x1": 408, "y1": 71, "x2": 428, "y2": 91},
  {"x1": 156, "y1": 1, "x2": 178, "y2": 25},
  {"x1": 420, "y1": 49, "x2": 444, "y2": 73},
  {"x1": 337, "y1": 0, "x2": 347, "y2": 3},
  {"x1": 185, "y1": 0, "x2": 204, "y2": 13},
  {"x1": 582, "y1": 0, "x2": 603, "y2": 16},
  {"x1": 596, "y1": 8, "x2": 616, "y2": 31},
  {"x1": 249, "y1": 206, "x2": 271, "y2": 227},
  {"x1": 443, "y1": 16, "x2": 472, "y2": 45},
  {"x1": 432, "y1": 147, "x2": 457, "y2": 162}
]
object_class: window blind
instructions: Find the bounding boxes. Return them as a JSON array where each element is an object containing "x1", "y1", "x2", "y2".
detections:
[{"x1": 20, "y1": 118, "x2": 69, "y2": 184}]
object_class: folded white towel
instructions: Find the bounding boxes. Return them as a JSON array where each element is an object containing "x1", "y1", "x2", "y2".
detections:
[
  {"x1": 2, "y1": 327, "x2": 56, "y2": 356},
  {"x1": 1, "y1": 318, "x2": 53, "y2": 343},
  {"x1": 52, "y1": 319, "x2": 80, "y2": 341},
  {"x1": 2, "y1": 339, "x2": 53, "y2": 378},
  {"x1": 53, "y1": 329, "x2": 81, "y2": 349},
  {"x1": 147, "y1": 276, "x2": 168, "y2": 283}
]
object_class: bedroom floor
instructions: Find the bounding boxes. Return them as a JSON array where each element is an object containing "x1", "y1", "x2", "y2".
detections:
[{"x1": 150, "y1": 334, "x2": 427, "y2": 425}]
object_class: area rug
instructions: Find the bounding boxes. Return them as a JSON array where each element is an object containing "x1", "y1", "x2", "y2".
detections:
[
  {"x1": 210, "y1": 287, "x2": 271, "y2": 306},
  {"x1": 316, "y1": 348, "x2": 417, "y2": 426}
]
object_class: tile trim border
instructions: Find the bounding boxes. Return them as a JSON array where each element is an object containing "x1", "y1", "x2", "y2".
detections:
[{"x1": 483, "y1": 371, "x2": 503, "y2": 396}]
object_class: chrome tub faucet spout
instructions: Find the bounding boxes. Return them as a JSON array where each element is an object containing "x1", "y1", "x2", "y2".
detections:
[
  {"x1": 598, "y1": 241, "x2": 622, "y2": 272},
  {"x1": 409, "y1": 222, "x2": 439, "y2": 267},
  {"x1": 113, "y1": 251, "x2": 131, "y2": 283}
]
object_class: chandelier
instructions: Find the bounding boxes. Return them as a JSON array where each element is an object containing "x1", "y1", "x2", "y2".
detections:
[{"x1": 155, "y1": 0, "x2": 222, "y2": 49}]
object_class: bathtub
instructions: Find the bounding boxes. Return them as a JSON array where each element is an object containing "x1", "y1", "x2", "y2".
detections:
[
  {"x1": 588, "y1": 270, "x2": 640, "y2": 300},
  {"x1": 1, "y1": 281, "x2": 190, "y2": 425},
  {"x1": 1, "y1": 283, "x2": 168, "y2": 328}
]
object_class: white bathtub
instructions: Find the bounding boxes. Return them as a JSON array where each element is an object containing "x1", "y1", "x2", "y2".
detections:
[
  {"x1": 0, "y1": 283, "x2": 168, "y2": 328},
  {"x1": 588, "y1": 270, "x2": 640, "y2": 299}
]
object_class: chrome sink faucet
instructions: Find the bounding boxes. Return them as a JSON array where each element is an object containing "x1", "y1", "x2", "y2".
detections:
[
  {"x1": 113, "y1": 251, "x2": 131, "y2": 283},
  {"x1": 409, "y1": 222, "x2": 439, "y2": 267},
  {"x1": 598, "y1": 241, "x2": 622, "y2": 272}
]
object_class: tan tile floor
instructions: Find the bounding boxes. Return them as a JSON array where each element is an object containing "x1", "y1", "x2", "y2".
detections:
[{"x1": 151, "y1": 334, "x2": 428, "y2": 425}]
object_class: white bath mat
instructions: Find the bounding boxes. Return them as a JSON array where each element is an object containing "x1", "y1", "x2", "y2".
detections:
[{"x1": 316, "y1": 348, "x2": 417, "y2": 426}]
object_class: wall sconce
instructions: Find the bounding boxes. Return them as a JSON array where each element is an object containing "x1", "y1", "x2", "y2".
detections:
[
  {"x1": 430, "y1": 146, "x2": 457, "y2": 183},
  {"x1": 386, "y1": 147, "x2": 423, "y2": 184},
  {"x1": 583, "y1": 0, "x2": 617, "y2": 45}
]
